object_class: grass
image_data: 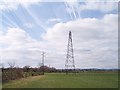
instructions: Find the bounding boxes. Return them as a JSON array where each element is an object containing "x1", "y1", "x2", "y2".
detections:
[{"x1": 3, "y1": 71, "x2": 118, "y2": 88}]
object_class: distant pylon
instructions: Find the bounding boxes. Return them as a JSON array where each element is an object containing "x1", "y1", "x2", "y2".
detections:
[
  {"x1": 42, "y1": 52, "x2": 45, "y2": 75},
  {"x1": 65, "y1": 31, "x2": 75, "y2": 74}
]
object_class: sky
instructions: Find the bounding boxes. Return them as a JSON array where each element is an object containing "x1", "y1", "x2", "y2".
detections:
[{"x1": 0, "y1": 0, "x2": 118, "y2": 69}]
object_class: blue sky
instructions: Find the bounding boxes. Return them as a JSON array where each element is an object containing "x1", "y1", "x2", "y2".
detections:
[
  {"x1": 0, "y1": 0, "x2": 118, "y2": 69},
  {"x1": 1, "y1": 1, "x2": 118, "y2": 39}
]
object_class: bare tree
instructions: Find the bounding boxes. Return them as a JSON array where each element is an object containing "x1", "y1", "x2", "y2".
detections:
[
  {"x1": 8, "y1": 61, "x2": 16, "y2": 80},
  {"x1": 8, "y1": 61, "x2": 15, "y2": 68}
]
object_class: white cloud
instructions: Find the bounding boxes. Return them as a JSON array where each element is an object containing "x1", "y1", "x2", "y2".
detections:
[
  {"x1": 65, "y1": 0, "x2": 118, "y2": 19},
  {"x1": 1, "y1": 0, "x2": 118, "y2": 14},
  {"x1": 24, "y1": 23, "x2": 34, "y2": 28},
  {"x1": 0, "y1": 0, "x2": 42, "y2": 10},
  {"x1": 0, "y1": 31, "x2": 3, "y2": 35},
  {"x1": 0, "y1": 27, "x2": 47, "y2": 67},
  {"x1": 79, "y1": 1, "x2": 118, "y2": 13},
  {"x1": 42, "y1": 14, "x2": 118, "y2": 69},
  {"x1": 0, "y1": 14, "x2": 118, "y2": 69},
  {"x1": 47, "y1": 18, "x2": 62, "y2": 24},
  {"x1": 0, "y1": 28, "x2": 35, "y2": 47}
]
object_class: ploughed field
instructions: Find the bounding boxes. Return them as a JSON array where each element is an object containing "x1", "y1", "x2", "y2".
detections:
[{"x1": 3, "y1": 71, "x2": 118, "y2": 88}]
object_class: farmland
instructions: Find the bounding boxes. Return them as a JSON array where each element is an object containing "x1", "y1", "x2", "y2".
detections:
[{"x1": 2, "y1": 71, "x2": 118, "y2": 88}]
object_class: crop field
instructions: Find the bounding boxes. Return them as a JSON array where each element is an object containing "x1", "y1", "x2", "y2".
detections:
[{"x1": 2, "y1": 71, "x2": 118, "y2": 88}]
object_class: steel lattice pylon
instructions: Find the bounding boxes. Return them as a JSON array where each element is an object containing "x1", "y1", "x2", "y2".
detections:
[{"x1": 65, "y1": 31, "x2": 75, "y2": 74}]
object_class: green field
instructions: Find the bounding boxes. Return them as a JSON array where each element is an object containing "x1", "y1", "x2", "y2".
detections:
[{"x1": 3, "y1": 71, "x2": 118, "y2": 88}]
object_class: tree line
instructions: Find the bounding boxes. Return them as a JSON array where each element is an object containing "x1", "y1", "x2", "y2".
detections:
[
  {"x1": 1, "y1": 62, "x2": 56, "y2": 83},
  {"x1": 1, "y1": 62, "x2": 118, "y2": 83}
]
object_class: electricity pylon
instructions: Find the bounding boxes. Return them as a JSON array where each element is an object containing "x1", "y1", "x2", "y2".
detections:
[
  {"x1": 42, "y1": 52, "x2": 45, "y2": 75},
  {"x1": 65, "y1": 31, "x2": 75, "y2": 74}
]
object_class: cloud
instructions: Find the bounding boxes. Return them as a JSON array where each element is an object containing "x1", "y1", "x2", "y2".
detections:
[
  {"x1": 0, "y1": 14, "x2": 118, "y2": 69},
  {"x1": 47, "y1": 18, "x2": 62, "y2": 24},
  {"x1": 42, "y1": 14, "x2": 118, "y2": 69},
  {"x1": 1, "y1": 0, "x2": 118, "y2": 16},
  {"x1": 65, "y1": 0, "x2": 118, "y2": 18},
  {"x1": 0, "y1": 27, "x2": 47, "y2": 67},
  {"x1": 0, "y1": 28, "x2": 35, "y2": 47},
  {"x1": 80, "y1": 1, "x2": 118, "y2": 13},
  {"x1": 0, "y1": 0, "x2": 42, "y2": 10},
  {"x1": 64, "y1": 0, "x2": 80, "y2": 19},
  {"x1": 24, "y1": 23, "x2": 34, "y2": 28},
  {"x1": 0, "y1": 31, "x2": 3, "y2": 35}
]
